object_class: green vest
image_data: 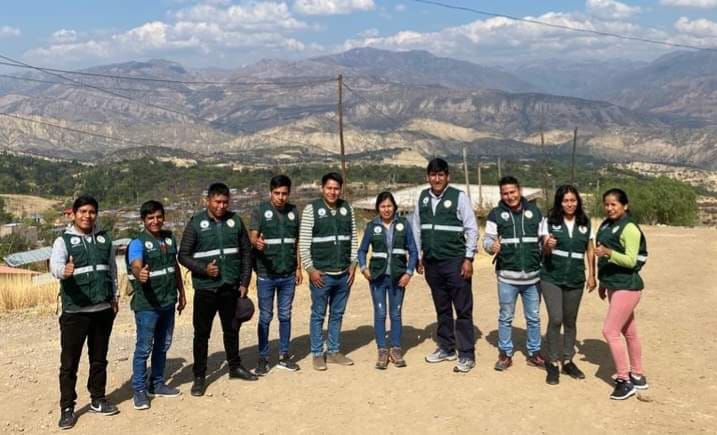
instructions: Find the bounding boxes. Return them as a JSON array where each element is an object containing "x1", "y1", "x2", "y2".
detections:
[
  {"x1": 367, "y1": 217, "x2": 409, "y2": 280},
  {"x1": 127, "y1": 230, "x2": 178, "y2": 311},
  {"x1": 418, "y1": 186, "x2": 466, "y2": 260},
  {"x1": 310, "y1": 198, "x2": 353, "y2": 272},
  {"x1": 253, "y1": 201, "x2": 299, "y2": 277},
  {"x1": 189, "y1": 209, "x2": 243, "y2": 290},
  {"x1": 491, "y1": 200, "x2": 542, "y2": 273},
  {"x1": 541, "y1": 220, "x2": 592, "y2": 288},
  {"x1": 596, "y1": 215, "x2": 648, "y2": 290},
  {"x1": 60, "y1": 230, "x2": 114, "y2": 311}
]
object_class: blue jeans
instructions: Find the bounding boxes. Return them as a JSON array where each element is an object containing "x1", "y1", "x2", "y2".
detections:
[
  {"x1": 370, "y1": 275, "x2": 405, "y2": 349},
  {"x1": 309, "y1": 272, "x2": 351, "y2": 356},
  {"x1": 132, "y1": 304, "x2": 175, "y2": 392},
  {"x1": 257, "y1": 274, "x2": 296, "y2": 358},
  {"x1": 497, "y1": 282, "x2": 541, "y2": 357}
]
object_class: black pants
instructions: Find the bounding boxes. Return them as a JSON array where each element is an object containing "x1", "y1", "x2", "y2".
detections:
[
  {"x1": 424, "y1": 257, "x2": 475, "y2": 359},
  {"x1": 540, "y1": 281, "x2": 584, "y2": 364},
  {"x1": 192, "y1": 286, "x2": 240, "y2": 377},
  {"x1": 59, "y1": 308, "x2": 115, "y2": 409}
]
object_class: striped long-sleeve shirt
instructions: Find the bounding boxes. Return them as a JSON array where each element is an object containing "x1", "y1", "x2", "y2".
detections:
[{"x1": 299, "y1": 201, "x2": 358, "y2": 274}]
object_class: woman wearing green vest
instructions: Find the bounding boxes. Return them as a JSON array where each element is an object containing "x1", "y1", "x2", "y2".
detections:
[
  {"x1": 540, "y1": 185, "x2": 596, "y2": 385},
  {"x1": 594, "y1": 188, "x2": 649, "y2": 400},
  {"x1": 357, "y1": 192, "x2": 419, "y2": 369}
]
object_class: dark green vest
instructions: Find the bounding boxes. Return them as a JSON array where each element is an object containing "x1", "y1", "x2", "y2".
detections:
[
  {"x1": 541, "y1": 219, "x2": 592, "y2": 288},
  {"x1": 418, "y1": 186, "x2": 466, "y2": 260},
  {"x1": 491, "y1": 200, "x2": 542, "y2": 273},
  {"x1": 367, "y1": 217, "x2": 409, "y2": 280},
  {"x1": 310, "y1": 198, "x2": 353, "y2": 272},
  {"x1": 253, "y1": 201, "x2": 299, "y2": 277},
  {"x1": 127, "y1": 230, "x2": 178, "y2": 311},
  {"x1": 189, "y1": 209, "x2": 243, "y2": 290},
  {"x1": 596, "y1": 215, "x2": 647, "y2": 290},
  {"x1": 60, "y1": 230, "x2": 113, "y2": 311}
]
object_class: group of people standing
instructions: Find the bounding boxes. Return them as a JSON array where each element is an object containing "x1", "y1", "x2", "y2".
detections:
[{"x1": 50, "y1": 158, "x2": 649, "y2": 430}]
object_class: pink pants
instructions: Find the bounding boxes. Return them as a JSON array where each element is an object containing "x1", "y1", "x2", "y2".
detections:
[{"x1": 602, "y1": 290, "x2": 643, "y2": 380}]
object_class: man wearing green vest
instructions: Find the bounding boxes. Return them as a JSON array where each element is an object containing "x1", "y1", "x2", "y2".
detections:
[
  {"x1": 179, "y1": 183, "x2": 256, "y2": 397},
  {"x1": 484, "y1": 176, "x2": 547, "y2": 371},
  {"x1": 250, "y1": 175, "x2": 302, "y2": 375},
  {"x1": 409, "y1": 158, "x2": 479, "y2": 373},
  {"x1": 50, "y1": 195, "x2": 119, "y2": 430},
  {"x1": 298, "y1": 172, "x2": 358, "y2": 371},
  {"x1": 126, "y1": 200, "x2": 186, "y2": 410}
]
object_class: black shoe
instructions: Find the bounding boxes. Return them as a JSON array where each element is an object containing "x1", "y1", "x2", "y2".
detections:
[
  {"x1": 562, "y1": 361, "x2": 586, "y2": 380},
  {"x1": 229, "y1": 364, "x2": 259, "y2": 381},
  {"x1": 277, "y1": 354, "x2": 300, "y2": 371},
  {"x1": 610, "y1": 378, "x2": 636, "y2": 400},
  {"x1": 89, "y1": 398, "x2": 119, "y2": 416},
  {"x1": 190, "y1": 376, "x2": 206, "y2": 397},
  {"x1": 629, "y1": 372, "x2": 649, "y2": 390},
  {"x1": 255, "y1": 357, "x2": 270, "y2": 376},
  {"x1": 58, "y1": 407, "x2": 77, "y2": 430},
  {"x1": 546, "y1": 363, "x2": 560, "y2": 385}
]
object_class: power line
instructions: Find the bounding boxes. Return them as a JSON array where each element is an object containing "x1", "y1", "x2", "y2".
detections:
[
  {"x1": 0, "y1": 73, "x2": 172, "y2": 94},
  {"x1": 410, "y1": 0, "x2": 717, "y2": 52}
]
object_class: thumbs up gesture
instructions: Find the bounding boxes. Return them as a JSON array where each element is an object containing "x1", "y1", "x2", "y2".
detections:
[
  {"x1": 138, "y1": 264, "x2": 150, "y2": 283},
  {"x1": 63, "y1": 256, "x2": 75, "y2": 279},
  {"x1": 255, "y1": 233, "x2": 266, "y2": 251},
  {"x1": 492, "y1": 237, "x2": 502, "y2": 255},
  {"x1": 544, "y1": 234, "x2": 557, "y2": 250},
  {"x1": 206, "y1": 259, "x2": 219, "y2": 278}
]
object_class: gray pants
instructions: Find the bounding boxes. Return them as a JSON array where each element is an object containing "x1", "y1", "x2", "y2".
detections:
[{"x1": 540, "y1": 281, "x2": 583, "y2": 364}]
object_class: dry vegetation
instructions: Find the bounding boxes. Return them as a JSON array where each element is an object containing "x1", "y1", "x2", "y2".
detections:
[{"x1": 0, "y1": 194, "x2": 62, "y2": 218}]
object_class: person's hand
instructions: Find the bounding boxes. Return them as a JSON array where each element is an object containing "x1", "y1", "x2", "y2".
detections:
[
  {"x1": 206, "y1": 259, "x2": 219, "y2": 277},
  {"x1": 310, "y1": 270, "x2": 325, "y2": 288},
  {"x1": 138, "y1": 264, "x2": 150, "y2": 283},
  {"x1": 111, "y1": 298, "x2": 119, "y2": 314},
  {"x1": 598, "y1": 287, "x2": 607, "y2": 300},
  {"x1": 255, "y1": 234, "x2": 266, "y2": 251},
  {"x1": 239, "y1": 286, "x2": 248, "y2": 298},
  {"x1": 594, "y1": 243, "x2": 611, "y2": 259},
  {"x1": 398, "y1": 273, "x2": 411, "y2": 288},
  {"x1": 586, "y1": 276, "x2": 597, "y2": 292},
  {"x1": 62, "y1": 256, "x2": 75, "y2": 279},
  {"x1": 361, "y1": 269, "x2": 372, "y2": 282},
  {"x1": 416, "y1": 258, "x2": 424, "y2": 275},
  {"x1": 347, "y1": 266, "x2": 357, "y2": 288},
  {"x1": 177, "y1": 292, "x2": 187, "y2": 315},
  {"x1": 460, "y1": 259, "x2": 473, "y2": 280},
  {"x1": 492, "y1": 238, "x2": 502, "y2": 255},
  {"x1": 295, "y1": 268, "x2": 303, "y2": 285},
  {"x1": 544, "y1": 234, "x2": 557, "y2": 250}
]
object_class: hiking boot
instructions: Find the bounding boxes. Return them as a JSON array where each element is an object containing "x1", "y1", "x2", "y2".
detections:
[
  {"x1": 610, "y1": 378, "x2": 636, "y2": 400},
  {"x1": 148, "y1": 383, "x2": 180, "y2": 397},
  {"x1": 425, "y1": 348, "x2": 457, "y2": 363},
  {"x1": 629, "y1": 372, "x2": 649, "y2": 390},
  {"x1": 277, "y1": 354, "x2": 300, "y2": 372},
  {"x1": 133, "y1": 390, "x2": 150, "y2": 410},
  {"x1": 313, "y1": 354, "x2": 327, "y2": 371},
  {"x1": 453, "y1": 357, "x2": 476, "y2": 373},
  {"x1": 527, "y1": 353, "x2": 546, "y2": 368},
  {"x1": 562, "y1": 361, "x2": 586, "y2": 380},
  {"x1": 190, "y1": 376, "x2": 206, "y2": 397},
  {"x1": 89, "y1": 398, "x2": 119, "y2": 416},
  {"x1": 546, "y1": 363, "x2": 560, "y2": 385},
  {"x1": 229, "y1": 364, "x2": 259, "y2": 381},
  {"x1": 326, "y1": 352, "x2": 354, "y2": 366},
  {"x1": 58, "y1": 407, "x2": 77, "y2": 430},
  {"x1": 389, "y1": 347, "x2": 407, "y2": 368},
  {"x1": 494, "y1": 353, "x2": 513, "y2": 371},
  {"x1": 375, "y1": 348, "x2": 389, "y2": 370},
  {"x1": 255, "y1": 357, "x2": 270, "y2": 376}
]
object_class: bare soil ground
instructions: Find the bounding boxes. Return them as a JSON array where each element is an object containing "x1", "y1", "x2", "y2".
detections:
[
  {"x1": 1, "y1": 226, "x2": 716, "y2": 434},
  {"x1": 0, "y1": 194, "x2": 61, "y2": 218}
]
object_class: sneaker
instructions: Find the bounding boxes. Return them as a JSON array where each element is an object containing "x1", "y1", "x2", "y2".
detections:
[
  {"x1": 277, "y1": 354, "x2": 300, "y2": 371},
  {"x1": 494, "y1": 353, "x2": 513, "y2": 371},
  {"x1": 546, "y1": 363, "x2": 560, "y2": 385},
  {"x1": 133, "y1": 391, "x2": 150, "y2": 410},
  {"x1": 326, "y1": 352, "x2": 354, "y2": 366},
  {"x1": 190, "y1": 376, "x2": 206, "y2": 397},
  {"x1": 89, "y1": 398, "x2": 119, "y2": 416},
  {"x1": 148, "y1": 383, "x2": 180, "y2": 397},
  {"x1": 375, "y1": 348, "x2": 389, "y2": 370},
  {"x1": 312, "y1": 354, "x2": 327, "y2": 371},
  {"x1": 453, "y1": 357, "x2": 476, "y2": 373},
  {"x1": 425, "y1": 348, "x2": 457, "y2": 363},
  {"x1": 562, "y1": 361, "x2": 586, "y2": 380},
  {"x1": 629, "y1": 372, "x2": 649, "y2": 390},
  {"x1": 527, "y1": 353, "x2": 546, "y2": 368},
  {"x1": 228, "y1": 364, "x2": 259, "y2": 381},
  {"x1": 610, "y1": 378, "x2": 636, "y2": 400},
  {"x1": 255, "y1": 357, "x2": 270, "y2": 376},
  {"x1": 58, "y1": 407, "x2": 77, "y2": 430},
  {"x1": 389, "y1": 347, "x2": 407, "y2": 368}
]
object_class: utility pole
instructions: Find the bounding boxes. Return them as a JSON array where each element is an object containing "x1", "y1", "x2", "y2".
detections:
[
  {"x1": 477, "y1": 160, "x2": 483, "y2": 210},
  {"x1": 497, "y1": 156, "x2": 502, "y2": 180},
  {"x1": 462, "y1": 146, "x2": 472, "y2": 202},
  {"x1": 571, "y1": 127, "x2": 578, "y2": 185},
  {"x1": 337, "y1": 74, "x2": 347, "y2": 185},
  {"x1": 540, "y1": 127, "x2": 548, "y2": 203}
]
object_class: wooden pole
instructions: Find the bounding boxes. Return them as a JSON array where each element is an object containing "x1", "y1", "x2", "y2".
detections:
[
  {"x1": 497, "y1": 156, "x2": 502, "y2": 180},
  {"x1": 462, "y1": 146, "x2": 472, "y2": 202},
  {"x1": 477, "y1": 160, "x2": 483, "y2": 210},
  {"x1": 337, "y1": 74, "x2": 347, "y2": 186},
  {"x1": 540, "y1": 128, "x2": 548, "y2": 203},
  {"x1": 571, "y1": 127, "x2": 578, "y2": 185}
]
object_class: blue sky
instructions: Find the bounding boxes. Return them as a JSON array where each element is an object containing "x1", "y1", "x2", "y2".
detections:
[{"x1": 1, "y1": 0, "x2": 716, "y2": 69}]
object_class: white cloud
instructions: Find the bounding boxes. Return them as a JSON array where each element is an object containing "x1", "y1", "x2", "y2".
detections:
[
  {"x1": 358, "y1": 28, "x2": 380, "y2": 38},
  {"x1": 293, "y1": 0, "x2": 375, "y2": 15},
  {"x1": 661, "y1": 0, "x2": 717, "y2": 8},
  {"x1": 674, "y1": 16, "x2": 717, "y2": 36},
  {"x1": 586, "y1": 0, "x2": 641, "y2": 19},
  {"x1": 50, "y1": 29, "x2": 79, "y2": 44},
  {"x1": 0, "y1": 25, "x2": 21, "y2": 38},
  {"x1": 395, "y1": 4, "x2": 406, "y2": 12}
]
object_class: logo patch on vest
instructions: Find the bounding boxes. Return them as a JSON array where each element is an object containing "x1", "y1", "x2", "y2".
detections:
[
  {"x1": 318, "y1": 208, "x2": 326, "y2": 217},
  {"x1": 264, "y1": 210, "x2": 273, "y2": 220},
  {"x1": 396, "y1": 222, "x2": 404, "y2": 232},
  {"x1": 96, "y1": 235, "x2": 106, "y2": 244},
  {"x1": 144, "y1": 241, "x2": 154, "y2": 250},
  {"x1": 373, "y1": 226, "x2": 382, "y2": 234},
  {"x1": 578, "y1": 226, "x2": 588, "y2": 234},
  {"x1": 200, "y1": 220, "x2": 209, "y2": 229},
  {"x1": 525, "y1": 210, "x2": 534, "y2": 219},
  {"x1": 501, "y1": 211, "x2": 510, "y2": 221},
  {"x1": 552, "y1": 224, "x2": 562, "y2": 231},
  {"x1": 422, "y1": 196, "x2": 429, "y2": 206},
  {"x1": 288, "y1": 211, "x2": 296, "y2": 221},
  {"x1": 70, "y1": 236, "x2": 81, "y2": 246},
  {"x1": 612, "y1": 225, "x2": 620, "y2": 234},
  {"x1": 339, "y1": 207, "x2": 348, "y2": 216},
  {"x1": 165, "y1": 238, "x2": 173, "y2": 245},
  {"x1": 443, "y1": 200, "x2": 452, "y2": 208},
  {"x1": 227, "y1": 218, "x2": 236, "y2": 228}
]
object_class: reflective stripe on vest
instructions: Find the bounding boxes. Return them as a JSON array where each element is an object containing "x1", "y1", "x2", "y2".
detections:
[
  {"x1": 127, "y1": 266, "x2": 175, "y2": 281},
  {"x1": 264, "y1": 237, "x2": 296, "y2": 245},
  {"x1": 73, "y1": 264, "x2": 109, "y2": 275},
  {"x1": 420, "y1": 223, "x2": 462, "y2": 232},
  {"x1": 193, "y1": 248, "x2": 238, "y2": 258},
  {"x1": 552, "y1": 249, "x2": 585, "y2": 259}
]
